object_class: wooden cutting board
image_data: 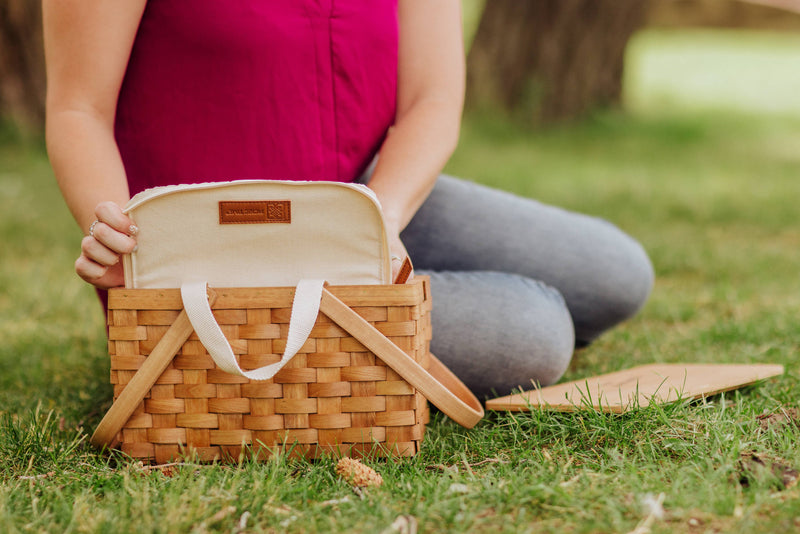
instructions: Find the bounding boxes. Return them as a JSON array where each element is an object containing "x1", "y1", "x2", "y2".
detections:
[{"x1": 485, "y1": 363, "x2": 785, "y2": 413}]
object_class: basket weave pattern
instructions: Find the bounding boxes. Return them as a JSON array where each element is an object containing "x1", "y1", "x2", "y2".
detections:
[{"x1": 106, "y1": 280, "x2": 432, "y2": 463}]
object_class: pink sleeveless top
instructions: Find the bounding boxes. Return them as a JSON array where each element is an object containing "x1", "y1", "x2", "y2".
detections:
[{"x1": 115, "y1": 0, "x2": 398, "y2": 196}]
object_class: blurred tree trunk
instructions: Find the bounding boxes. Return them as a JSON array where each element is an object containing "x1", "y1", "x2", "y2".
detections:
[
  {"x1": 0, "y1": 0, "x2": 46, "y2": 134},
  {"x1": 466, "y1": 0, "x2": 649, "y2": 123}
]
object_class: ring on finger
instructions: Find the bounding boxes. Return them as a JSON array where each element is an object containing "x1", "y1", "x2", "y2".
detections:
[{"x1": 89, "y1": 220, "x2": 100, "y2": 237}]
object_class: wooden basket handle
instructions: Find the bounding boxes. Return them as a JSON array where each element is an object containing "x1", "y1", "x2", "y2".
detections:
[
  {"x1": 319, "y1": 289, "x2": 484, "y2": 428},
  {"x1": 90, "y1": 290, "x2": 218, "y2": 449}
]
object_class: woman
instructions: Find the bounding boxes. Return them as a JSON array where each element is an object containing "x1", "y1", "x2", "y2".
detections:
[{"x1": 43, "y1": 0, "x2": 653, "y2": 398}]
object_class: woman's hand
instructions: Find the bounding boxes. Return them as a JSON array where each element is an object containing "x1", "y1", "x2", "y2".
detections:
[{"x1": 75, "y1": 201, "x2": 138, "y2": 289}]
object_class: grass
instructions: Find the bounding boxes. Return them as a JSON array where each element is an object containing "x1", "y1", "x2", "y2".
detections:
[{"x1": 2, "y1": 28, "x2": 800, "y2": 533}]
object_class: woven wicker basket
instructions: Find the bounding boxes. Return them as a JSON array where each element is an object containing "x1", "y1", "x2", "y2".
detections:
[{"x1": 104, "y1": 278, "x2": 432, "y2": 463}]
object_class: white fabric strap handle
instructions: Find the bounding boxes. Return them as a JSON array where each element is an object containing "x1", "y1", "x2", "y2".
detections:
[{"x1": 181, "y1": 279, "x2": 325, "y2": 381}]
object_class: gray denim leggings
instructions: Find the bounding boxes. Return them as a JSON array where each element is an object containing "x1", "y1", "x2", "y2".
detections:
[{"x1": 379, "y1": 175, "x2": 654, "y2": 398}]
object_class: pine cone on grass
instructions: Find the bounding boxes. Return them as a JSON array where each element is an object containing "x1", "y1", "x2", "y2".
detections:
[{"x1": 336, "y1": 457, "x2": 383, "y2": 488}]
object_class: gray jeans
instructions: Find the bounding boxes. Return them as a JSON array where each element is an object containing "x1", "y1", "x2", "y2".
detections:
[{"x1": 391, "y1": 175, "x2": 654, "y2": 398}]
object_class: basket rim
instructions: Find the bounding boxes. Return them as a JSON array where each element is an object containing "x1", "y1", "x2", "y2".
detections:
[{"x1": 108, "y1": 277, "x2": 430, "y2": 310}]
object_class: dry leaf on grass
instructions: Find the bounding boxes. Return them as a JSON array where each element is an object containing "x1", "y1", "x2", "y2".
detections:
[
  {"x1": 426, "y1": 457, "x2": 507, "y2": 472},
  {"x1": 381, "y1": 515, "x2": 418, "y2": 534},
  {"x1": 738, "y1": 451, "x2": 799, "y2": 490},
  {"x1": 237, "y1": 511, "x2": 250, "y2": 531},
  {"x1": 756, "y1": 407, "x2": 800, "y2": 432},
  {"x1": 18, "y1": 471, "x2": 55, "y2": 481},
  {"x1": 625, "y1": 493, "x2": 665, "y2": 534},
  {"x1": 134, "y1": 462, "x2": 180, "y2": 478},
  {"x1": 448, "y1": 483, "x2": 470, "y2": 494},
  {"x1": 208, "y1": 506, "x2": 237, "y2": 523}
]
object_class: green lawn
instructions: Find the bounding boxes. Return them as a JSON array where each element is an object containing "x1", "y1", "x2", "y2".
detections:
[{"x1": 1, "y1": 29, "x2": 799, "y2": 533}]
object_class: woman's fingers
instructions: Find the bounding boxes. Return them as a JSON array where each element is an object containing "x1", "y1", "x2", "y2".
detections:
[
  {"x1": 90, "y1": 201, "x2": 137, "y2": 254},
  {"x1": 75, "y1": 255, "x2": 125, "y2": 289},
  {"x1": 89, "y1": 221, "x2": 137, "y2": 254},
  {"x1": 81, "y1": 235, "x2": 122, "y2": 266},
  {"x1": 94, "y1": 201, "x2": 138, "y2": 236},
  {"x1": 75, "y1": 253, "x2": 109, "y2": 281},
  {"x1": 75, "y1": 201, "x2": 136, "y2": 289}
]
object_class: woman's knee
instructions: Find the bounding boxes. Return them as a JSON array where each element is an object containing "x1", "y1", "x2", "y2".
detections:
[
  {"x1": 425, "y1": 271, "x2": 575, "y2": 398},
  {"x1": 571, "y1": 225, "x2": 654, "y2": 343},
  {"x1": 615, "y1": 235, "x2": 654, "y2": 319},
  {"x1": 497, "y1": 279, "x2": 574, "y2": 391}
]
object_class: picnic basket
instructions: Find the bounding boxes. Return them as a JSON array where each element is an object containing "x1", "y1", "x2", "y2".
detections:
[{"x1": 90, "y1": 181, "x2": 483, "y2": 462}]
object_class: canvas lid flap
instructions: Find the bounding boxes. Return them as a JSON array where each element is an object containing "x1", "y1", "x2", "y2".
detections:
[{"x1": 123, "y1": 180, "x2": 391, "y2": 288}]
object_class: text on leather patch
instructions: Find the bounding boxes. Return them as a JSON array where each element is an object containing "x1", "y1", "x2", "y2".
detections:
[{"x1": 219, "y1": 201, "x2": 291, "y2": 224}]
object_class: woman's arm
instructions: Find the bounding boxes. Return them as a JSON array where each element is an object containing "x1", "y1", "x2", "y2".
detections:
[
  {"x1": 43, "y1": 0, "x2": 147, "y2": 288},
  {"x1": 368, "y1": 0, "x2": 465, "y2": 274}
]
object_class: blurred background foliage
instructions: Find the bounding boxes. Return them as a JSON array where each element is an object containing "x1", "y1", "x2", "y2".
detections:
[{"x1": 2, "y1": 0, "x2": 800, "y2": 136}]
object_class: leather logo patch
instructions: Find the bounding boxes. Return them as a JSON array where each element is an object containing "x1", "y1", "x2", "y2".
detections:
[{"x1": 219, "y1": 201, "x2": 291, "y2": 224}]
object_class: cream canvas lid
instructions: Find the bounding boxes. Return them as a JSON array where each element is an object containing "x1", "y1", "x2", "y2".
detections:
[{"x1": 122, "y1": 180, "x2": 391, "y2": 289}]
